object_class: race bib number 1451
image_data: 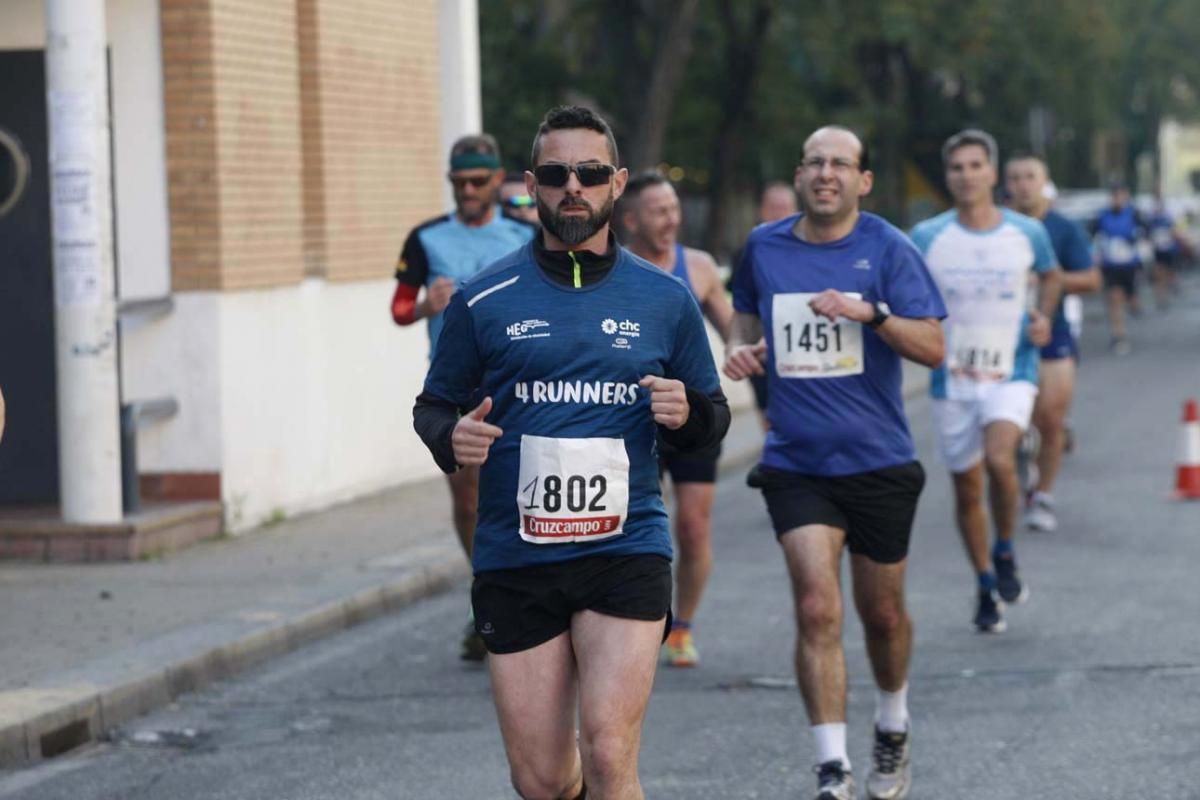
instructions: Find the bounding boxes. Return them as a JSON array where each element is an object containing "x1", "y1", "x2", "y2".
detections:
[{"x1": 772, "y1": 292, "x2": 864, "y2": 378}]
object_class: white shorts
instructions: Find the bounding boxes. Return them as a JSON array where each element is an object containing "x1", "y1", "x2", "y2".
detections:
[{"x1": 932, "y1": 381, "x2": 1039, "y2": 473}]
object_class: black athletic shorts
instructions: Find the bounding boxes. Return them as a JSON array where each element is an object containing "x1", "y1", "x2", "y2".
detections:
[
  {"x1": 659, "y1": 444, "x2": 721, "y2": 484},
  {"x1": 471, "y1": 554, "x2": 672, "y2": 655},
  {"x1": 1102, "y1": 267, "x2": 1139, "y2": 297},
  {"x1": 1155, "y1": 250, "x2": 1180, "y2": 270},
  {"x1": 748, "y1": 461, "x2": 926, "y2": 564}
]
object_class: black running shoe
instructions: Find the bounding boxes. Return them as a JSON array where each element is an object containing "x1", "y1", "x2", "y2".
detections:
[
  {"x1": 993, "y1": 554, "x2": 1029, "y2": 604},
  {"x1": 973, "y1": 588, "x2": 1006, "y2": 634}
]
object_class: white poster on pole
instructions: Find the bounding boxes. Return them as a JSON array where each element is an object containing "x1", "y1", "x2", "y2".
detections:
[{"x1": 48, "y1": 89, "x2": 102, "y2": 307}]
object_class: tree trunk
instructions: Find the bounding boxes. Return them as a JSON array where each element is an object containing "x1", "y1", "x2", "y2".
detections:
[
  {"x1": 703, "y1": 0, "x2": 772, "y2": 257},
  {"x1": 623, "y1": 0, "x2": 701, "y2": 171}
]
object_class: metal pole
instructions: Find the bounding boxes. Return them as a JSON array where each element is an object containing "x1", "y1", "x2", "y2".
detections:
[{"x1": 44, "y1": 0, "x2": 122, "y2": 523}]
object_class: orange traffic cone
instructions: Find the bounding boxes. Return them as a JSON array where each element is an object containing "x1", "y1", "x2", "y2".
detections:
[{"x1": 1175, "y1": 398, "x2": 1200, "y2": 500}]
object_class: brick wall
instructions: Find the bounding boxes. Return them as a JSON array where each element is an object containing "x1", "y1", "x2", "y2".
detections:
[
  {"x1": 161, "y1": 0, "x2": 221, "y2": 290},
  {"x1": 300, "y1": 0, "x2": 443, "y2": 282},
  {"x1": 162, "y1": 0, "x2": 443, "y2": 291}
]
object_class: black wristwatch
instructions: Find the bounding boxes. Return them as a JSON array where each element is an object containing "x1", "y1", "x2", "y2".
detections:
[{"x1": 868, "y1": 301, "x2": 891, "y2": 329}]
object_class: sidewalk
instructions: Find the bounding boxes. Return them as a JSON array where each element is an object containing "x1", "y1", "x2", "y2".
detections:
[{"x1": 0, "y1": 366, "x2": 928, "y2": 769}]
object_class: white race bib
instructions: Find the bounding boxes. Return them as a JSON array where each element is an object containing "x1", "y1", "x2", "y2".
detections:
[
  {"x1": 1104, "y1": 237, "x2": 1135, "y2": 263},
  {"x1": 516, "y1": 435, "x2": 630, "y2": 544},
  {"x1": 1152, "y1": 227, "x2": 1174, "y2": 251},
  {"x1": 948, "y1": 324, "x2": 1015, "y2": 383},
  {"x1": 771, "y1": 292, "x2": 864, "y2": 379}
]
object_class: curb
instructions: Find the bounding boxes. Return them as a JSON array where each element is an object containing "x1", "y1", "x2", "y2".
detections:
[{"x1": 0, "y1": 557, "x2": 470, "y2": 769}]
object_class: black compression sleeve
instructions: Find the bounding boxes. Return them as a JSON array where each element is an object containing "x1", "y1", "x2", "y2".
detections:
[
  {"x1": 658, "y1": 386, "x2": 731, "y2": 452},
  {"x1": 412, "y1": 391, "x2": 460, "y2": 473}
]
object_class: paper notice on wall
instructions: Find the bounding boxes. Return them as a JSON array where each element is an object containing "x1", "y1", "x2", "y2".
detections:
[{"x1": 48, "y1": 89, "x2": 97, "y2": 164}]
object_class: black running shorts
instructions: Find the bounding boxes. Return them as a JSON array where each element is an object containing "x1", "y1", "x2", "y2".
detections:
[
  {"x1": 659, "y1": 445, "x2": 721, "y2": 484},
  {"x1": 471, "y1": 554, "x2": 672, "y2": 655},
  {"x1": 1102, "y1": 267, "x2": 1139, "y2": 297},
  {"x1": 749, "y1": 461, "x2": 926, "y2": 564}
]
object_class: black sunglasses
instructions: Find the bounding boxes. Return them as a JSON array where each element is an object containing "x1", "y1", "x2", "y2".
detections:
[
  {"x1": 449, "y1": 174, "x2": 493, "y2": 189},
  {"x1": 534, "y1": 163, "x2": 616, "y2": 188}
]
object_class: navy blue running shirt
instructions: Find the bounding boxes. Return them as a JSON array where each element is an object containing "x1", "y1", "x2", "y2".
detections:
[
  {"x1": 733, "y1": 212, "x2": 946, "y2": 476},
  {"x1": 424, "y1": 244, "x2": 723, "y2": 572}
]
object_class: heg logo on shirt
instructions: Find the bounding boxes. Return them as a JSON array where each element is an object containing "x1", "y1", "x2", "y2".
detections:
[
  {"x1": 506, "y1": 318, "x2": 550, "y2": 340},
  {"x1": 514, "y1": 379, "x2": 641, "y2": 406}
]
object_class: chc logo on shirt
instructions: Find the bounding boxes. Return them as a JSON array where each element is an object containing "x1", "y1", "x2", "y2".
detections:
[
  {"x1": 601, "y1": 318, "x2": 640, "y2": 337},
  {"x1": 602, "y1": 318, "x2": 640, "y2": 350}
]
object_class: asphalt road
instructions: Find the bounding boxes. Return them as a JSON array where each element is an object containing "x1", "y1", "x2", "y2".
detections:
[{"x1": 4, "y1": 283, "x2": 1199, "y2": 799}]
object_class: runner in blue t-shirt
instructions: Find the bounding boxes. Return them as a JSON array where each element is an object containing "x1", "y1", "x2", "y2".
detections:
[
  {"x1": 414, "y1": 106, "x2": 729, "y2": 800},
  {"x1": 389, "y1": 134, "x2": 535, "y2": 661},
  {"x1": 621, "y1": 172, "x2": 734, "y2": 669},
  {"x1": 1093, "y1": 185, "x2": 1146, "y2": 353},
  {"x1": 913, "y1": 130, "x2": 1063, "y2": 640},
  {"x1": 1148, "y1": 192, "x2": 1191, "y2": 309},
  {"x1": 1005, "y1": 155, "x2": 1100, "y2": 533},
  {"x1": 727, "y1": 126, "x2": 946, "y2": 800}
]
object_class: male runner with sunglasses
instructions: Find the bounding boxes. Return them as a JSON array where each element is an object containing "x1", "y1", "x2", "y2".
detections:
[
  {"x1": 414, "y1": 105, "x2": 729, "y2": 799},
  {"x1": 391, "y1": 134, "x2": 535, "y2": 660}
]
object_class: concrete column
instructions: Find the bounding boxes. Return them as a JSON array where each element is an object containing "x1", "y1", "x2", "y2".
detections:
[
  {"x1": 44, "y1": 0, "x2": 123, "y2": 523},
  {"x1": 438, "y1": 0, "x2": 482, "y2": 206}
]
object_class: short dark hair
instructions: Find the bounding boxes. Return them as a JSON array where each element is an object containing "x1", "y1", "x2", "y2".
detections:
[
  {"x1": 621, "y1": 171, "x2": 671, "y2": 206},
  {"x1": 942, "y1": 128, "x2": 998, "y2": 168},
  {"x1": 530, "y1": 105, "x2": 620, "y2": 167},
  {"x1": 803, "y1": 126, "x2": 871, "y2": 172}
]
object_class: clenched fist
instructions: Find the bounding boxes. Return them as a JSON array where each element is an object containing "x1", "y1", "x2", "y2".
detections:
[{"x1": 639, "y1": 375, "x2": 689, "y2": 430}]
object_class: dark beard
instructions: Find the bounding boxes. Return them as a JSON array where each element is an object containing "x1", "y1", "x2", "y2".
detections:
[{"x1": 538, "y1": 193, "x2": 613, "y2": 246}]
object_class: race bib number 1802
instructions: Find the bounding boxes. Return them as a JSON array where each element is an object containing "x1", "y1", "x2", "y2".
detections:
[
  {"x1": 772, "y1": 292, "x2": 864, "y2": 378},
  {"x1": 517, "y1": 435, "x2": 630, "y2": 544}
]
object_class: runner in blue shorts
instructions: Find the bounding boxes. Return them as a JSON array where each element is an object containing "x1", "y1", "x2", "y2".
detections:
[
  {"x1": 912, "y1": 130, "x2": 1063, "y2": 636},
  {"x1": 727, "y1": 126, "x2": 946, "y2": 800},
  {"x1": 1005, "y1": 154, "x2": 1100, "y2": 532},
  {"x1": 622, "y1": 172, "x2": 734, "y2": 668},
  {"x1": 1093, "y1": 185, "x2": 1146, "y2": 354},
  {"x1": 414, "y1": 106, "x2": 729, "y2": 800}
]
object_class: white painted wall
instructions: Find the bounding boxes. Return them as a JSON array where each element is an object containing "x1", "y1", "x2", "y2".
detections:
[
  {"x1": 121, "y1": 292, "x2": 222, "y2": 473},
  {"x1": 216, "y1": 279, "x2": 439, "y2": 531}
]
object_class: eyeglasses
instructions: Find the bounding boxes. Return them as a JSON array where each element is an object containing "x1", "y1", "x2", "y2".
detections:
[
  {"x1": 504, "y1": 195, "x2": 535, "y2": 208},
  {"x1": 533, "y1": 163, "x2": 616, "y2": 188},
  {"x1": 449, "y1": 174, "x2": 493, "y2": 189},
  {"x1": 800, "y1": 157, "x2": 860, "y2": 173}
]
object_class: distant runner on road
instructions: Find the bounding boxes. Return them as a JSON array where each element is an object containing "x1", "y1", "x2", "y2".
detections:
[
  {"x1": 912, "y1": 129, "x2": 1063, "y2": 635},
  {"x1": 621, "y1": 172, "x2": 734, "y2": 669},
  {"x1": 1005, "y1": 154, "x2": 1100, "y2": 532}
]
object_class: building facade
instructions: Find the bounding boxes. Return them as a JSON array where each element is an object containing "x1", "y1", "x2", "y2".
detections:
[{"x1": 0, "y1": 0, "x2": 480, "y2": 533}]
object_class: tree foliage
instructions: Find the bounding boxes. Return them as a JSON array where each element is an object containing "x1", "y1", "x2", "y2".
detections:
[{"x1": 480, "y1": 0, "x2": 1200, "y2": 250}]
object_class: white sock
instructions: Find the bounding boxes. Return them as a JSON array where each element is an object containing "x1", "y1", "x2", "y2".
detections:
[
  {"x1": 875, "y1": 684, "x2": 909, "y2": 733},
  {"x1": 811, "y1": 722, "x2": 849, "y2": 769}
]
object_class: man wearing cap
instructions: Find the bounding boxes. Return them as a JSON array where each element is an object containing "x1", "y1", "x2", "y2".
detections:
[{"x1": 391, "y1": 134, "x2": 536, "y2": 660}]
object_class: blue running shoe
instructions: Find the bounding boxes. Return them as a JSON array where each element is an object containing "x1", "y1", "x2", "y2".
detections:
[
  {"x1": 973, "y1": 588, "x2": 1006, "y2": 634},
  {"x1": 993, "y1": 553, "x2": 1029, "y2": 605}
]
